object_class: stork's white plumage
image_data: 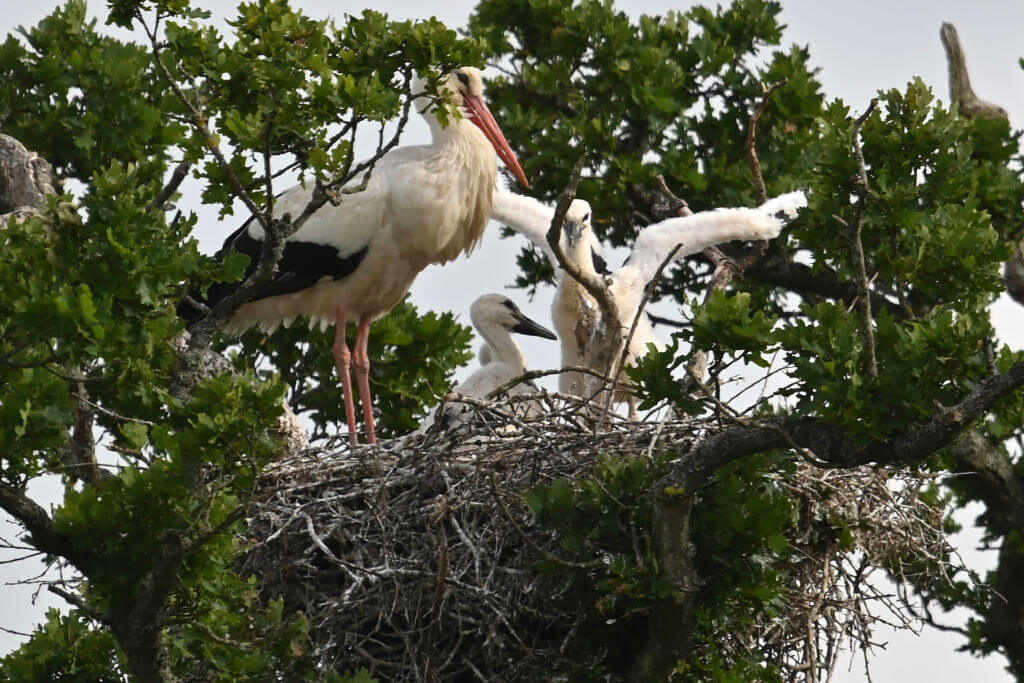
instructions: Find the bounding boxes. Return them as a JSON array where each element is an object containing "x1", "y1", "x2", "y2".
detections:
[
  {"x1": 491, "y1": 192, "x2": 607, "y2": 396},
  {"x1": 492, "y1": 189, "x2": 807, "y2": 412},
  {"x1": 440, "y1": 293, "x2": 556, "y2": 428},
  {"x1": 193, "y1": 67, "x2": 529, "y2": 445}
]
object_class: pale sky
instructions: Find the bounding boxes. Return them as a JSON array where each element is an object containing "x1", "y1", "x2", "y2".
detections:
[{"x1": 2, "y1": 1, "x2": 1023, "y2": 680}]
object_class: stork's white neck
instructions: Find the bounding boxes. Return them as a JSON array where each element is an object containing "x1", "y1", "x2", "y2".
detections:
[
  {"x1": 423, "y1": 107, "x2": 474, "y2": 143},
  {"x1": 475, "y1": 320, "x2": 528, "y2": 373},
  {"x1": 568, "y1": 237, "x2": 597, "y2": 280}
]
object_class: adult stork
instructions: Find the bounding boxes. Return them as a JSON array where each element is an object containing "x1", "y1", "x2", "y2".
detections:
[
  {"x1": 191, "y1": 67, "x2": 529, "y2": 445},
  {"x1": 491, "y1": 189, "x2": 806, "y2": 415},
  {"x1": 439, "y1": 293, "x2": 556, "y2": 428}
]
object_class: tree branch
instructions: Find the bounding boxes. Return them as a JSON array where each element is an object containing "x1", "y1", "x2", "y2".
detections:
[
  {"x1": 939, "y1": 23, "x2": 1007, "y2": 121},
  {"x1": 149, "y1": 160, "x2": 191, "y2": 211},
  {"x1": 663, "y1": 358, "x2": 1024, "y2": 493},
  {"x1": 746, "y1": 79, "x2": 788, "y2": 205},
  {"x1": 0, "y1": 484, "x2": 87, "y2": 569},
  {"x1": 838, "y1": 98, "x2": 880, "y2": 380}
]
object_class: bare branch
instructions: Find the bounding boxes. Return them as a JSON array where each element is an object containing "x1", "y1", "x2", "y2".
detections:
[
  {"x1": 48, "y1": 584, "x2": 109, "y2": 625},
  {"x1": 149, "y1": 160, "x2": 191, "y2": 211},
  {"x1": 746, "y1": 79, "x2": 788, "y2": 205},
  {"x1": 842, "y1": 99, "x2": 880, "y2": 380},
  {"x1": 939, "y1": 23, "x2": 1008, "y2": 120}
]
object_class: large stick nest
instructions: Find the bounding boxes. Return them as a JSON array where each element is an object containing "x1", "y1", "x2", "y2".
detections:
[{"x1": 242, "y1": 396, "x2": 967, "y2": 681}]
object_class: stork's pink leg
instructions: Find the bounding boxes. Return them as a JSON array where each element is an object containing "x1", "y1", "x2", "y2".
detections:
[
  {"x1": 332, "y1": 305, "x2": 360, "y2": 446},
  {"x1": 352, "y1": 313, "x2": 377, "y2": 444}
]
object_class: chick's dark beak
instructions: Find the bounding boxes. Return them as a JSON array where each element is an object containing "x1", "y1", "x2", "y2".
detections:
[
  {"x1": 511, "y1": 311, "x2": 557, "y2": 340},
  {"x1": 563, "y1": 219, "x2": 584, "y2": 246}
]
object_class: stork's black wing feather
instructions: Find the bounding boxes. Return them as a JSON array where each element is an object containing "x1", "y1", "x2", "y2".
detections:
[
  {"x1": 180, "y1": 216, "x2": 368, "y2": 324},
  {"x1": 224, "y1": 224, "x2": 368, "y2": 300}
]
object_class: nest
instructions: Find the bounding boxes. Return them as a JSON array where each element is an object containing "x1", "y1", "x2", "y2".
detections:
[{"x1": 241, "y1": 395, "x2": 968, "y2": 681}]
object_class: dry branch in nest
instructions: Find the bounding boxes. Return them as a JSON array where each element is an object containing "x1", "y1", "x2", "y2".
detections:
[
  {"x1": 241, "y1": 393, "x2": 969, "y2": 681},
  {"x1": 744, "y1": 463, "x2": 960, "y2": 682}
]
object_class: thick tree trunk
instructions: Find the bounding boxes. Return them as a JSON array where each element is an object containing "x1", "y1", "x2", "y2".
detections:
[{"x1": 0, "y1": 134, "x2": 55, "y2": 216}]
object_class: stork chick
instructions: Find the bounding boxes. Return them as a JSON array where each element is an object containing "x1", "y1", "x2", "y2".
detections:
[
  {"x1": 492, "y1": 189, "x2": 807, "y2": 415},
  {"x1": 442, "y1": 293, "x2": 556, "y2": 427}
]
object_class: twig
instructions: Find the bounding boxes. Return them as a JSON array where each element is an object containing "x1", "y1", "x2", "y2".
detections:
[
  {"x1": 746, "y1": 79, "x2": 789, "y2": 205},
  {"x1": 840, "y1": 98, "x2": 880, "y2": 380},
  {"x1": 485, "y1": 365, "x2": 613, "y2": 400}
]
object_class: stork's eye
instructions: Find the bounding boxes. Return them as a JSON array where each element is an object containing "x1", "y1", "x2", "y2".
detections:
[
  {"x1": 456, "y1": 71, "x2": 470, "y2": 87},
  {"x1": 582, "y1": 212, "x2": 591, "y2": 223},
  {"x1": 501, "y1": 299, "x2": 517, "y2": 311}
]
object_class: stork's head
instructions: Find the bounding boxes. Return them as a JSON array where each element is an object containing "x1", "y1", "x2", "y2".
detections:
[
  {"x1": 471, "y1": 294, "x2": 557, "y2": 340},
  {"x1": 561, "y1": 198, "x2": 610, "y2": 276},
  {"x1": 562, "y1": 199, "x2": 593, "y2": 247},
  {"x1": 413, "y1": 67, "x2": 530, "y2": 188}
]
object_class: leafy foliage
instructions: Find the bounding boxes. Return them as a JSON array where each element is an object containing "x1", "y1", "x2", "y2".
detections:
[
  {"x1": 2, "y1": 0, "x2": 1024, "y2": 679},
  {"x1": 1, "y1": 0, "x2": 484, "y2": 678},
  {"x1": 0, "y1": 610, "x2": 127, "y2": 682},
  {"x1": 474, "y1": 0, "x2": 819, "y2": 294},
  {"x1": 221, "y1": 299, "x2": 473, "y2": 440},
  {"x1": 0, "y1": 0, "x2": 182, "y2": 183},
  {"x1": 522, "y1": 450, "x2": 803, "y2": 677},
  {"x1": 471, "y1": 0, "x2": 1024, "y2": 676},
  {"x1": 523, "y1": 452, "x2": 678, "y2": 675}
]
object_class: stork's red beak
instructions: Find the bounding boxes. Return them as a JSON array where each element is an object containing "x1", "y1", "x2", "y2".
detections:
[{"x1": 463, "y1": 94, "x2": 530, "y2": 189}]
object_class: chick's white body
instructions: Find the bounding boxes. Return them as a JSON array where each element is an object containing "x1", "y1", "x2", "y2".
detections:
[{"x1": 442, "y1": 293, "x2": 556, "y2": 426}]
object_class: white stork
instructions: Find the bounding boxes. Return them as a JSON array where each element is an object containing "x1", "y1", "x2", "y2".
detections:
[
  {"x1": 491, "y1": 194, "x2": 607, "y2": 397},
  {"x1": 192, "y1": 67, "x2": 529, "y2": 445},
  {"x1": 438, "y1": 293, "x2": 556, "y2": 427},
  {"x1": 491, "y1": 189, "x2": 807, "y2": 414}
]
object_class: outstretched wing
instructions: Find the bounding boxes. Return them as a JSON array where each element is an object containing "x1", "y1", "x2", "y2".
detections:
[
  {"x1": 490, "y1": 189, "x2": 559, "y2": 265},
  {"x1": 756, "y1": 190, "x2": 808, "y2": 224},
  {"x1": 619, "y1": 190, "x2": 808, "y2": 287}
]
